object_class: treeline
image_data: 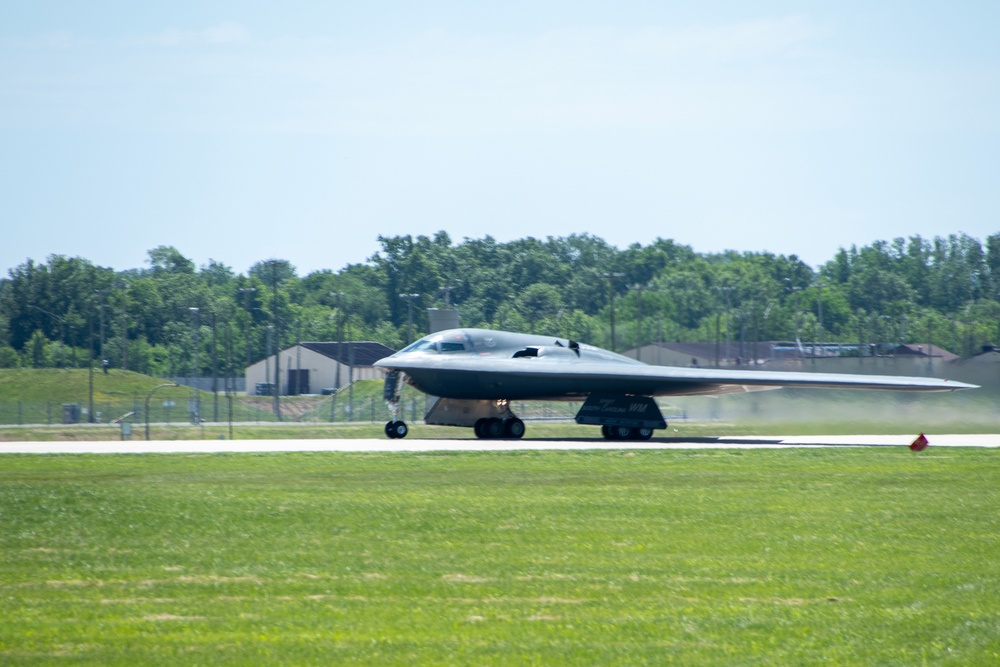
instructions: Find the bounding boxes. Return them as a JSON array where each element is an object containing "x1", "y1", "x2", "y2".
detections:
[{"x1": 0, "y1": 232, "x2": 998, "y2": 376}]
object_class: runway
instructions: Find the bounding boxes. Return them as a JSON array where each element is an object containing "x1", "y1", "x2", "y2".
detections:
[{"x1": 2, "y1": 433, "x2": 999, "y2": 454}]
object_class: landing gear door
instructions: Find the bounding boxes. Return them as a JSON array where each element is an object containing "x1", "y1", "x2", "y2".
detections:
[{"x1": 575, "y1": 394, "x2": 666, "y2": 430}]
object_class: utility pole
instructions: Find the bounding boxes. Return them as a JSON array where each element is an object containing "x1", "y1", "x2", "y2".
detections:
[
  {"x1": 295, "y1": 320, "x2": 302, "y2": 395},
  {"x1": 629, "y1": 283, "x2": 649, "y2": 361},
  {"x1": 88, "y1": 314, "x2": 95, "y2": 422},
  {"x1": 329, "y1": 292, "x2": 345, "y2": 423},
  {"x1": 237, "y1": 287, "x2": 256, "y2": 373},
  {"x1": 94, "y1": 289, "x2": 109, "y2": 363},
  {"x1": 189, "y1": 307, "x2": 200, "y2": 424},
  {"x1": 786, "y1": 284, "x2": 803, "y2": 358},
  {"x1": 603, "y1": 273, "x2": 624, "y2": 351},
  {"x1": 815, "y1": 282, "x2": 826, "y2": 362},
  {"x1": 719, "y1": 285, "x2": 734, "y2": 364},
  {"x1": 224, "y1": 322, "x2": 235, "y2": 439},
  {"x1": 265, "y1": 326, "x2": 273, "y2": 386},
  {"x1": 348, "y1": 324, "x2": 354, "y2": 421},
  {"x1": 119, "y1": 283, "x2": 129, "y2": 370},
  {"x1": 211, "y1": 311, "x2": 219, "y2": 421},
  {"x1": 270, "y1": 261, "x2": 282, "y2": 421},
  {"x1": 335, "y1": 293, "x2": 354, "y2": 419},
  {"x1": 400, "y1": 293, "x2": 419, "y2": 345},
  {"x1": 857, "y1": 309, "x2": 866, "y2": 365}
]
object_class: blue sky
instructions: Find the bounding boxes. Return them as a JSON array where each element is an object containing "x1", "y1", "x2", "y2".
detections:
[{"x1": 2, "y1": 1, "x2": 998, "y2": 277}]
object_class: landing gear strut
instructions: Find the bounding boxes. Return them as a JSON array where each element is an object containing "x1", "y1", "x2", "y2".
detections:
[{"x1": 382, "y1": 370, "x2": 408, "y2": 439}]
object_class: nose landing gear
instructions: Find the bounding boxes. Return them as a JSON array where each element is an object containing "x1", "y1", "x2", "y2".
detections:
[{"x1": 382, "y1": 370, "x2": 409, "y2": 439}]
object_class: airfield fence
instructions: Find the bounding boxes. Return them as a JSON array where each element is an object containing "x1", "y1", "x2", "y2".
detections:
[{"x1": 0, "y1": 394, "x2": 586, "y2": 427}]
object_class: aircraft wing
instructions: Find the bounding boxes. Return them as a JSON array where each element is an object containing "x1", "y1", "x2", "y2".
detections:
[
  {"x1": 375, "y1": 353, "x2": 977, "y2": 401},
  {"x1": 374, "y1": 328, "x2": 977, "y2": 439}
]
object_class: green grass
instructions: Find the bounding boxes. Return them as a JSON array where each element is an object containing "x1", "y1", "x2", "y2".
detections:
[
  {"x1": 1, "y1": 419, "x2": 998, "y2": 442},
  {"x1": 1, "y1": 450, "x2": 998, "y2": 665},
  {"x1": 0, "y1": 369, "x2": 395, "y2": 426},
  {"x1": 0, "y1": 368, "x2": 166, "y2": 404},
  {"x1": 1, "y1": 367, "x2": 997, "y2": 436}
]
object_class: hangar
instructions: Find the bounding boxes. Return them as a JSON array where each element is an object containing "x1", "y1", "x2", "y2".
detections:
[{"x1": 244, "y1": 341, "x2": 395, "y2": 396}]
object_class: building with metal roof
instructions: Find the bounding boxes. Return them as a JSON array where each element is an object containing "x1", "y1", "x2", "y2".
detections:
[{"x1": 244, "y1": 341, "x2": 395, "y2": 396}]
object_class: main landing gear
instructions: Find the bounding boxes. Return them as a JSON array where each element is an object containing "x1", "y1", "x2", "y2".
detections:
[
  {"x1": 473, "y1": 416, "x2": 525, "y2": 440},
  {"x1": 601, "y1": 424, "x2": 655, "y2": 441}
]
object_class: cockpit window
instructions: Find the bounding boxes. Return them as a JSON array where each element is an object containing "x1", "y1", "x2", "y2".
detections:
[
  {"x1": 398, "y1": 334, "x2": 468, "y2": 354},
  {"x1": 400, "y1": 338, "x2": 439, "y2": 353}
]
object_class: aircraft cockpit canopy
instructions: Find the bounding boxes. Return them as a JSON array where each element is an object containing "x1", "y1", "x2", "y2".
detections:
[{"x1": 398, "y1": 332, "x2": 470, "y2": 354}]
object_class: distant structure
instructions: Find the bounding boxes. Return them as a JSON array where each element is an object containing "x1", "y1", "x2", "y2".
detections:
[
  {"x1": 625, "y1": 341, "x2": 962, "y2": 368},
  {"x1": 625, "y1": 339, "x2": 1000, "y2": 389},
  {"x1": 886, "y1": 343, "x2": 960, "y2": 362},
  {"x1": 244, "y1": 342, "x2": 395, "y2": 396},
  {"x1": 428, "y1": 307, "x2": 460, "y2": 333},
  {"x1": 949, "y1": 344, "x2": 1000, "y2": 390}
]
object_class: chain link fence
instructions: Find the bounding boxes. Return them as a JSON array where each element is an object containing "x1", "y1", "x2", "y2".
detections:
[{"x1": 0, "y1": 393, "x2": 586, "y2": 426}]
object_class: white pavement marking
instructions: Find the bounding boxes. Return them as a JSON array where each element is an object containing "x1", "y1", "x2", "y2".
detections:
[{"x1": 1, "y1": 434, "x2": 999, "y2": 454}]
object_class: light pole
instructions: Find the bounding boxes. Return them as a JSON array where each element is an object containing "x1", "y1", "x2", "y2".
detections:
[
  {"x1": 88, "y1": 312, "x2": 95, "y2": 422},
  {"x1": 223, "y1": 321, "x2": 236, "y2": 439},
  {"x1": 628, "y1": 283, "x2": 649, "y2": 361},
  {"x1": 188, "y1": 307, "x2": 200, "y2": 424},
  {"x1": 210, "y1": 310, "x2": 219, "y2": 421},
  {"x1": 328, "y1": 292, "x2": 355, "y2": 418},
  {"x1": 237, "y1": 287, "x2": 256, "y2": 374},
  {"x1": 119, "y1": 283, "x2": 129, "y2": 370},
  {"x1": 329, "y1": 292, "x2": 345, "y2": 388},
  {"x1": 329, "y1": 292, "x2": 345, "y2": 422},
  {"x1": 264, "y1": 325, "x2": 273, "y2": 387},
  {"x1": 814, "y1": 282, "x2": 826, "y2": 362},
  {"x1": 399, "y1": 293, "x2": 419, "y2": 345},
  {"x1": 294, "y1": 320, "x2": 302, "y2": 395},
  {"x1": 94, "y1": 289, "x2": 109, "y2": 364},
  {"x1": 145, "y1": 383, "x2": 178, "y2": 440},
  {"x1": 785, "y1": 282, "x2": 803, "y2": 358},
  {"x1": 269, "y1": 262, "x2": 282, "y2": 421},
  {"x1": 602, "y1": 272, "x2": 624, "y2": 351},
  {"x1": 718, "y1": 285, "x2": 734, "y2": 364}
]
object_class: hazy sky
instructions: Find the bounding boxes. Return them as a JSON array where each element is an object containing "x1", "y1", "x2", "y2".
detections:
[{"x1": 2, "y1": 1, "x2": 998, "y2": 277}]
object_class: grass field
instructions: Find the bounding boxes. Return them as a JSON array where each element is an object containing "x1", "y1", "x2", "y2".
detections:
[
  {"x1": 2, "y1": 368, "x2": 997, "y2": 438},
  {"x1": 2, "y1": 449, "x2": 998, "y2": 664}
]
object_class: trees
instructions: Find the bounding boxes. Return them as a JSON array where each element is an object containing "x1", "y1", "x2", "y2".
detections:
[
  {"x1": 518, "y1": 283, "x2": 563, "y2": 334},
  {"x1": 0, "y1": 232, "x2": 995, "y2": 377}
]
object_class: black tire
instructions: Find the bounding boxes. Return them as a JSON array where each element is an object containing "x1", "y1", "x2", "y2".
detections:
[
  {"x1": 385, "y1": 421, "x2": 398, "y2": 439},
  {"x1": 390, "y1": 421, "x2": 408, "y2": 439},
  {"x1": 484, "y1": 417, "x2": 504, "y2": 439},
  {"x1": 614, "y1": 425, "x2": 633, "y2": 440},
  {"x1": 601, "y1": 424, "x2": 616, "y2": 440},
  {"x1": 636, "y1": 427, "x2": 654, "y2": 441},
  {"x1": 474, "y1": 418, "x2": 488, "y2": 439},
  {"x1": 504, "y1": 418, "x2": 526, "y2": 439}
]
